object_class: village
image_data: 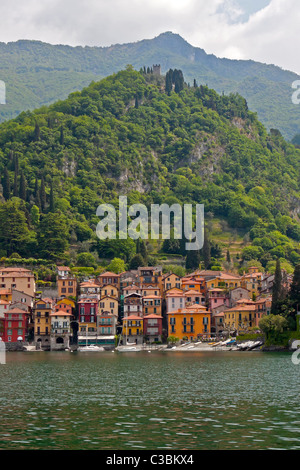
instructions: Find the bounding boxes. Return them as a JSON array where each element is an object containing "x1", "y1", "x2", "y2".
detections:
[{"x1": 0, "y1": 264, "x2": 288, "y2": 352}]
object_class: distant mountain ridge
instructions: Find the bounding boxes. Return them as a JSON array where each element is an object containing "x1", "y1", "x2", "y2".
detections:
[{"x1": 0, "y1": 31, "x2": 300, "y2": 139}]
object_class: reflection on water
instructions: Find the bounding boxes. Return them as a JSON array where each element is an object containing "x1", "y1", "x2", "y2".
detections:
[{"x1": 0, "y1": 350, "x2": 299, "y2": 450}]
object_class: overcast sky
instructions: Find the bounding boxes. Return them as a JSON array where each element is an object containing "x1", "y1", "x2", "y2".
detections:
[{"x1": 0, "y1": 0, "x2": 299, "y2": 74}]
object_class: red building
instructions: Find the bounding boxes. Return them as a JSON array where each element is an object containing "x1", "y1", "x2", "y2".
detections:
[
  {"x1": 143, "y1": 313, "x2": 163, "y2": 343},
  {"x1": 1, "y1": 308, "x2": 29, "y2": 342}
]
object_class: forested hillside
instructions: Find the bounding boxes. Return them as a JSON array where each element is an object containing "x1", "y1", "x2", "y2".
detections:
[
  {"x1": 0, "y1": 67, "x2": 300, "y2": 273},
  {"x1": 0, "y1": 32, "x2": 300, "y2": 140}
]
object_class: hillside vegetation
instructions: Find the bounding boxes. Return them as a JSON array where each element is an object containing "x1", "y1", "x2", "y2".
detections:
[
  {"x1": 0, "y1": 32, "x2": 300, "y2": 140},
  {"x1": 0, "y1": 67, "x2": 300, "y2": 273}
]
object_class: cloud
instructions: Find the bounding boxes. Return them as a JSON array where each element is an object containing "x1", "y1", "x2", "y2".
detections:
[{"x1": 0, "y1": 0, "x2": 299, "y2": 74}]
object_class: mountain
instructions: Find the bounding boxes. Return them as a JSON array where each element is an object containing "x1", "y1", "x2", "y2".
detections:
[
  {"x1": 0, "y1": 32, "x2": 300, "y2": 140},
  {"x1": 0, "y1": 67, "x2": 300, "y2": 274}
]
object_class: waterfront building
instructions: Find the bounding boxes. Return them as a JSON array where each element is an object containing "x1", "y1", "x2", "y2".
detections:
[
  {"x1": 167, "y1": 304, "x2": 211, "y2": 342},
  {"x1": 123, "y1": 292, "x2": 143, "y2": 317},
  {"x1": 33, "y1": 298, "x2": 54, "y2": 349},
  {"x1": 50, "y1": 309, "x2": 72, "y2": 350},
  {"x1": 143, "y1": 313, "x2": 163, "y2": 343},
  {"x1": 122, "y1": 315, "x2": 144, "y2": 344},
  {"x1": 143, "y1": 294, "x2": 162, "y2": 316},
  {"x1": 0, "y1": 307, "x2": 29, "y2": 343},
  {"x1": 165, "y1": 288, "x2": 185, "y2": 314}
]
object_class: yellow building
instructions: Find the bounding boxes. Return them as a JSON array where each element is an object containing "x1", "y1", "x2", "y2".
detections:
[
  {"x1": 138, "y1": 267, "x2": 163, "y2": 295},
  {"x1": 241, "y1": 267, "x2": 263, "y2": 297},
  {"x1": 122, "y1": 315, "x2": 144, "y2": 344},
  {"x1": 101, "y1": 284, "x2": 119, "y2": 300},
  {"x1": 206, "y1": 273, "x2": 242, "y2": 291},
  {"x1": 142, "y1": 295, "x2": 162, "y2": 316},
  {"x1": 0, "y1": 267, "x2": 35, "y2": 297},
  {"x1": 34, "y1": 298, "x2": 54, "y2": 349},
  {"x1": 163, "y1": 273, "x2": 182, "y2": 293},
  {"x1": 167, "y1": 304, "x2": 211, "y2": 342},
  {"x1": 223, "y1": 302, "x2": 256, "y2": 333},
  {"x1": 57, "y1": 276, "x2": 77, "y2": 299},
  {"x1": 99, "y1": 296, "x2": 119, "y2": 316},
  {"x1": 0, "y1": 289, "x2": 12, "y2": 302}
]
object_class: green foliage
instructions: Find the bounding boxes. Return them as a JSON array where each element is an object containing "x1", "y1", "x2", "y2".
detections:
[{"x1": 0, "y1": 67, "x2": 299, "y2": 265}]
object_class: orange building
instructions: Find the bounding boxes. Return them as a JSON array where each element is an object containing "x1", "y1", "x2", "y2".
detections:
[
  {"x1": 0, "y1": 267, "x2": 35, "y2": 297},
  {"x1": 167, "y1": 304, "x2": 211, "y2": 341},
  {"x1": 143, "y1": 295, "x2": 162, "y2": 316}
]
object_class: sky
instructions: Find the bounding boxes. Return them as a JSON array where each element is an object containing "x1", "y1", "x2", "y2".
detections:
[{"x1": 0, "y1": 0, "x2": 299, "y2": 74}]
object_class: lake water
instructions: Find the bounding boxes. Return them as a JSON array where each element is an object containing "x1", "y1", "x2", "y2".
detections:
[{"x1": 0, "y1": 349, "x2": 299, "y2": 450}]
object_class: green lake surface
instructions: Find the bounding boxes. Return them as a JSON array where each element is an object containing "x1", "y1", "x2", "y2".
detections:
[{"x1": 0, "y1": 349, "x2": 299, "y2": 450}]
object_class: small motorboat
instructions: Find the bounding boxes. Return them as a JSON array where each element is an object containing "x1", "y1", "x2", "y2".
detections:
[{"x1": 77, "y1": 345, "x2": 105, "y2": 352}]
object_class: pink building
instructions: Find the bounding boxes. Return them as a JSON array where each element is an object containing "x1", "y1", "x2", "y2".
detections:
[
  {"x1": 165, "y1": 288, "x2": 185, "y2": 314},
  {"x1": 208, "y1": 288, "x2": 229, "y2": 311}
]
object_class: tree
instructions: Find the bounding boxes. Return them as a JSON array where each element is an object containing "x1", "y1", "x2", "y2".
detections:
[
  {"x1": 259, "y1": 314, "x2": 288, "y2": 344},
  {"x1": 34, "y1": 178, "x2": 41, "y2": 209},
  {"x1": 49, "y1": 181, "x2": 55, "y2": 212},
  {"x1": 0, "y1": 200, "x2": 32, "y2": 256},
  {"x1": 19, "y1": 170, "x2": 27, "y2": 201},
  {"x1": 186, "y1": 249, "x2": 201, "y2": 271},
  {"x1": 37, "y1": 212, "x2": 69, "y2": 259},
  {"x1": 290, "y1": 264, "x2": 300, "y2": 314},
  {"x1": 76, "y1": 252, "x2": 97, "y2": 268},
  {"x1": 165, "y1": 69, "x2": 173, "y2": 94},
  {"x1": 271, "y1": 259, "x2": 284, "y2": 314},
  {"x1": 40, "y1": 177, "x2": 46, "y2": 212},
  {"x1": 2, "y1": 168, "x2": 10, "y2": 200},
  {"x1": 202, "y1": 229, "x2": 211, "y2": 270},
  {"x1": 34, "y1": 122, "x2": 40, "y2": 141},
  {"x1": 129, "y1": 253, "x2": 145, "y2": 270},
  {"x1": 108, "y1": 258, "x2": 126, "y2": 274},
  {"x1": 59, "y1": 125, "x2": 64, "y2": 145},
  {"x1": 30, "y1": 205, "x2": 40, "y2": 226}
]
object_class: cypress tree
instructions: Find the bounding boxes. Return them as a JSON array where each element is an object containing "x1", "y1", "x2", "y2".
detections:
[
  {"x1": 290, "y1": 264, "x2": 300, "y2": 314},
  {"x1": 34, "y1": 178, "x2": 41, "y2": 209},
  {"x1": 13, "y1": 169, "x2": 19, "y2": 197},
  {"x1": 271, "y1": 258, "x2": 284, "y2": 314},
  {"x1": 19, "y1": 170, "x2": 26, "y2": 201},
  {"x1": 186, "y1": 248, "x2": 201, "y2": 271},
  {"x1": 34, "y1": 122, "x2": 40, "y2": 141},
  {"x1": 59, "y1": 125, "x2": 64, "y2": 145},
  {"x1": 2, "y1": 168, "x2": 10, "y2": 200},
  {"x1": 40, "y1": 177, "x2": 46, "y2": 212},
  {"x1": 49, "y1": 181, "x2": 54, "y2": 212},
  {"x1": 202, "y1": 229, "x2": 211, "y2": 270}
]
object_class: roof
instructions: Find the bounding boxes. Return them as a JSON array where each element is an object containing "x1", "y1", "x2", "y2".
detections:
[
  {"x1": 99, "y1": 271, "x2": 120, "y2": 277},
  {"x1": 50, "y1": 310, "x2": 72, "y2": 316},
  {"x1": 123, "y1": 315, "x2": 143, "y2": 321},
  {"x1": 142, "y1": 295, "x2": 162, "y2": 300},
  {"x1": 0, "y1": 299, "x2": 10, "y2": 305},
  {"x1": 225, "y1": 305, "x2": 256, "y2": 312},
  {"x1": 0, "y1": 267, "x2": 31, "y2": 273},
  {"x1": 184, "y1": 289, "x2": 202, "y2": 296},
  {"x1": 80, "y1": 281, "x2": 100, "y2": 288},
  {"x1": 7, "y1": 308, "x2": 27, "y2": 314},
  {"x1": 144, "y1": 314, "x2": 163, "y2": 319},
  {"x1": 57, "y1": 266, "x2": 70, "y2": 271}
]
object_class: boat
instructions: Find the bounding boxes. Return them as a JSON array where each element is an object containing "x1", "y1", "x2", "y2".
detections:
[
  {"x1": 77, "y1": 345, "x2": 105, "y2": 352},
  {"x1": 115, "y1": 345, "x2": 141, "y2": 352}
]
